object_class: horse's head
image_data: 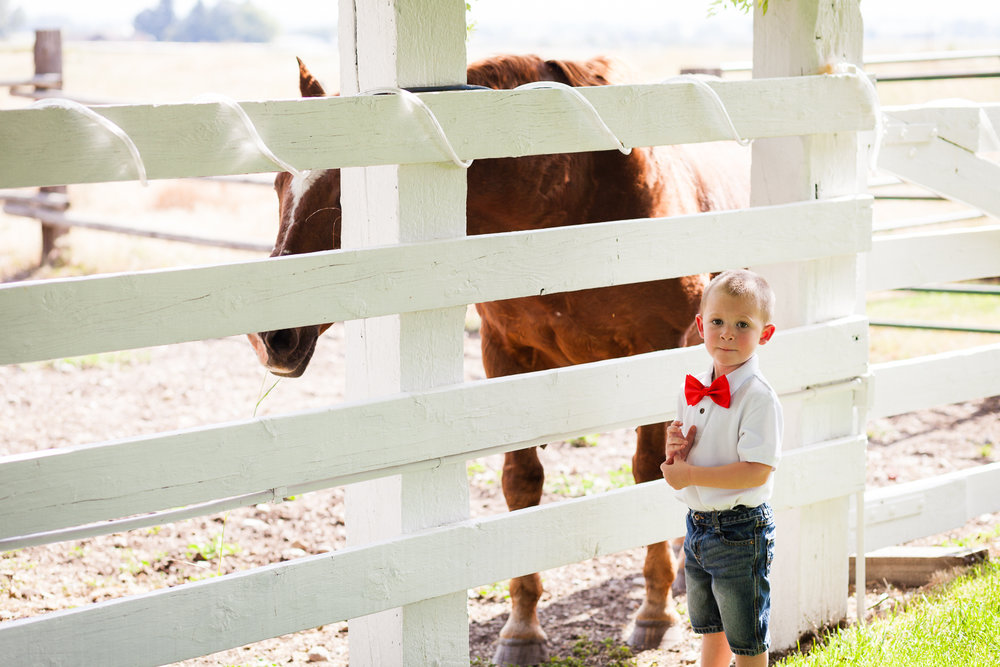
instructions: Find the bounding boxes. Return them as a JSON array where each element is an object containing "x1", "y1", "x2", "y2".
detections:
[
  {"x1": 247, "y1": 59, "x2": 341, "y2": 377},
  {"x1": 248, "y1": 54, "x2": 627, "y2": 377}
]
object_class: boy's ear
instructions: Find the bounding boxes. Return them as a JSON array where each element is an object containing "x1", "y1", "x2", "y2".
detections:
[
  {"x1": 759, "y1": 323, "x2": 776, "y2": 345},
  {"x1": 695, "y1": 314, "x2": 705, "y2": 340}
]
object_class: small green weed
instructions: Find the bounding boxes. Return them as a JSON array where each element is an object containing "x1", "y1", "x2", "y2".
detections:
[
  {"x1": 470, "y1": 636, "x2": 635, "y2": 667},
  {"x1": 546, "y1": 636, "x2": 635, "y2": 666},
  {"x1": 186, "y1": 534, "x2": 240, "y2": 568},
  {"x1": 569, "y1": 434, "x2": 600, "y2": 448},
  {"x1": 941, "y1": 523, "x2": 1000, "y2": 549},
  {"x1": 546, "y1": 464, "x2": 634, "y2": 498},
  {"x1": 471, "y1": 580, "x2": 510, "y2": 602}
]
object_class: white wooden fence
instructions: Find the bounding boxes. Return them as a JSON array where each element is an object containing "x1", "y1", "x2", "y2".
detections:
[
  {"x1": 862, "y1": 100, "x2": 1000, "y2": 551},
  {"x1": 0, "y1": 1, "x2": 995, "y2": 664}
]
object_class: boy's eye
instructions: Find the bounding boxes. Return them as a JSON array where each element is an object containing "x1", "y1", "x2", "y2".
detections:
[
  {"x1": 737, "y1": 321, "x2": 750, "y2": 329},
  {"x1": 711, "y1": 318, "x2": 723, "y2": 326}
]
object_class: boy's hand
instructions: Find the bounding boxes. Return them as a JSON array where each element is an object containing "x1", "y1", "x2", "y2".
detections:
[
  {"x1": 660, "y1": 456, "x2": 693, "y2": 490},
  {"x1": 665, "y1": 421, "x2": 697, "y2": 464}
]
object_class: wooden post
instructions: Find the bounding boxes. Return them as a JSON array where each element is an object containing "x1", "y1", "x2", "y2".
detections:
[
  {"x1": 34, "y1": 29, "x2": 69, "y2": 265},
  {"x1": 338, "y1": 1, "x2": 470, "y2": 665},
  {"x1": 750, "y1": 0, "x2": 867, "y2": 651}
]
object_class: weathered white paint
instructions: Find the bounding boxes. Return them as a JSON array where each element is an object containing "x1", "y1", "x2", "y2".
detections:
[
  {"x1": 878, "y1": 115, "x2": 1000, "y2": 220},
  {"x1": 860, "y1": 462, "x2": 1000, "y2": 552},
  {"x1": 870, "y1": 343, "x2": 1000, "y2": 419},
  {"x1": 0, "y1": 75, "x2": 875, "y2": 189},
  {"x1": 338, "y1": 1, "x2": 470, "y2": 664},
  {"x1": 0, "y1": 196, "x2": 871, "y2": 365},
  {"x1": 0, "y1": 316, "x2": 868, "y2": 544},
  {"x1": 867, "y1": 225, "x2": 1000, "y2": 291},
  {"x1": 750, "y1": 0, "x2": 867, "y2": 650},
  {"x1": 0, "y1": 435, "x2": 863, "y2": 667},
  {"x1": 882, "y1": 103, "x2": 1000, "y2": 154}
]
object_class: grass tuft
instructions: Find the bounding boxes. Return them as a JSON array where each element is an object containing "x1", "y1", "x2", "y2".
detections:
[{"x1": 776, "y1": 558, "x2": 1000, "y2": 666}]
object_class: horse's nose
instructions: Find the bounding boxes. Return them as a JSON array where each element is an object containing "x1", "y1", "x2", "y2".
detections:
[{"x1": 262, "y1": 328, "x2": 299, "y2": 353}]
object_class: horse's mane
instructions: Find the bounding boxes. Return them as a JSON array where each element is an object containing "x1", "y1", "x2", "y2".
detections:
[{"x1": 467, "y1": 54, "x2": 624, "y2": 90}]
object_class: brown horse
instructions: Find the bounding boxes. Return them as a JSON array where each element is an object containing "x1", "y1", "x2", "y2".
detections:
[{"x1": 248, "y1": 54, "x2": 749, "y2": 665}]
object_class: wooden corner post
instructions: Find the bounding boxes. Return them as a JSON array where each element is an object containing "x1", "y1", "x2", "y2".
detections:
[
  {"x1": 338, "y1": 0, "x2": 470, "y2": 665},
  {"x1": 750, "y1": 0, "x2": 869, "y2": 650},
  {"x1": 34, "y1": 29, "x2": 69, "y2": 264}
]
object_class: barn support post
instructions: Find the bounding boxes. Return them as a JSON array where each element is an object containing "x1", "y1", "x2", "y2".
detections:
[
  {"x1": 33, "y1": 29, "x2": 69, "y2": 265},
  {"x1": 338, "y1": 1, "x2": 471, "y2": 665},
  {"x1": 750, "y1": 0, "x2": 869, "y2": 650}
]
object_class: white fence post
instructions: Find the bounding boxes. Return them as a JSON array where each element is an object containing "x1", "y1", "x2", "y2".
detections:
[
  {"x1": 339, "y1": 0, "x2": 470, "y2": 665},
  {"x1": 751, "y1": 0, "x2": 868, "y2": 650}
]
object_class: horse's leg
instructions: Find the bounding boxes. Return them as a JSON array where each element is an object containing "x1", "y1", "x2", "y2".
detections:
[
  {"x1": 628, "y1": 422, "x2": 683, "y2": 651},
  {"x1": 492, "y1": 446, "x2": 548, "y2": 666},
  {"x1": 476, "y1": 314, "x2": 553, "y2": 666}
]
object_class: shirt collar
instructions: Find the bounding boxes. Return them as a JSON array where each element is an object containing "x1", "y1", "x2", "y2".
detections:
[{"x1": 706, "y1": 354, "x2": 760, "y2": 397}]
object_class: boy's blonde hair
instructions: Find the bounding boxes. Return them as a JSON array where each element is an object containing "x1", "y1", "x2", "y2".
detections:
[{"x1": 700, "y1": 269, "x2": 775, "y2": 324}]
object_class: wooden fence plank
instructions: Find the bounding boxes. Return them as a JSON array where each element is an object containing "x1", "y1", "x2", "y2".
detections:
[
  {"x1": 870, "y1": 343, "x2": 1000, "y2": 419},
  {"x1": 0, "y1": 74, "x2": 876, "y2": 188},
  {"x1": 0, "y1": 195, "x2": 871, "y2": 365},
  {"x1": 883, "y1": 103, "x2": 1000, "y2": 154},
  {"x1": 862, "y1": 462, "x2": 1000, "y2": 552},
  {"x1": 867, "y1": 224, "x2": 1000, "y2": 292},
  {"x1": 0, "y1": 316, "x2": 868, "y2": 543},
  {"x1": 0, "y1": 436, "x2": 863, "y2": 666},
  {"x1": 877, "y1": 132, "x2": 1000, "y2": 221}
]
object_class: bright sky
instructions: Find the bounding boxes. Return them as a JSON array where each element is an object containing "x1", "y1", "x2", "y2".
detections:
[{"x1": 15, "y1": 0, "x2": 998, "y2": 40}]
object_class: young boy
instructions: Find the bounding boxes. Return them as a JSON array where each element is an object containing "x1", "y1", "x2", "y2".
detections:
[{"x1": 660, "y1": 269, "x2": 783, "y2": 667}]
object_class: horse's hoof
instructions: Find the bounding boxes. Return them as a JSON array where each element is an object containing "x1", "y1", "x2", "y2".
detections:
[
  {"x1": 492, "y1": 637, "x2": 549, "y2": 666},
  {"x1": 627, "y1": 616, "x2": 682, "y2": 651}
]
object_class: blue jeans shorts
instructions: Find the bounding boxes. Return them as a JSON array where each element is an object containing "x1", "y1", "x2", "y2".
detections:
[{"x1": 684, "y1": 503, "x2": 775, "y2": 656}]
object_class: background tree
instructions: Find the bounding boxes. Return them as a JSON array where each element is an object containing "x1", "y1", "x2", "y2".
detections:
[
  {"x1": 0, "y1": 0, "x2": 26, "y2": 38},
  {"x1": 133, "y1": 0, "x2": 176, "y2": 41},
  {"x1": 133, "y1": 0, "x2": 278, "y2": 43}
]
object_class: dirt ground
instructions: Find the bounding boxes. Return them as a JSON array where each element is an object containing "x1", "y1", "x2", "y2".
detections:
[{"x1": 1, "y1": 323, "x2": 998, "y2": 666}]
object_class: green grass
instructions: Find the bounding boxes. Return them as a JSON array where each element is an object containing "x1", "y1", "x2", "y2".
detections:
[
  {"x1": 940, "y1": 523, "x2": 1000, "y2": 549},
  {"x1": 867, "y1": 288, "x2": 1000, "y2": 363},
  {"x1": 776, "y1": 559, "x2": 1000, "y2": 666},
  {"x1": 545, "y1": 463, "x2": 634, "y2": 498}
]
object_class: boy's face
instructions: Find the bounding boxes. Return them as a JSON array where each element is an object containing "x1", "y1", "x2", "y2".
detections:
[{"x1": 696, "y1": 289, "x2": 776, "y2": 376}]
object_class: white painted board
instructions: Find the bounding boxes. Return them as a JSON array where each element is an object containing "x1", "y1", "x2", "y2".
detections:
[
  {"x1": 867, "y1": 225, "x2": 1000, "y2": 292},
  {"x1": 870, "y1": 343, "x2": 1000, "y2": 419},
  {"x1": 0, "y1": 196, "x2": 872, "y2": 365},
  {"x1": 861, "y1": 462, "x2": 1000, "y2": 551},
  {"x1": 0, "y1": 316, "x2": 868, "y2": 542},
  {"x1": 0, "y1": 75, "x2": 876, "y2": 188}
]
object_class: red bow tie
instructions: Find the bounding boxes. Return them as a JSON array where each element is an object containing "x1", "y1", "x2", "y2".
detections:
[{"x1": 685, "y1": 374, "x2": 731, "y2": 408}]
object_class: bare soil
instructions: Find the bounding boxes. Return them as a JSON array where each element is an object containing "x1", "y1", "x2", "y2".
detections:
[{"x1": 1, "y1": 325, "x2": 998, "y2": 666}]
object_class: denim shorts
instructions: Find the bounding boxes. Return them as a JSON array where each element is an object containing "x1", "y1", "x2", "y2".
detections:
[{"x1": 684, "y1": 503, "x2": 775, "y2": 656}]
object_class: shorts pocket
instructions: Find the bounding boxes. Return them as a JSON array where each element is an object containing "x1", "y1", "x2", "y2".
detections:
[{"x1": 718, "y1": 517, "x2": 756, "y2": 547}]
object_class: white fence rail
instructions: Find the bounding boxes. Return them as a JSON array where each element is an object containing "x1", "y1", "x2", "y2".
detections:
[
  {"x1": 0, "y1": 74, "x2": 872, "y2": 188},
  {"x1": 861, "y1": 100, "x2": 1000, "y2": 554}
]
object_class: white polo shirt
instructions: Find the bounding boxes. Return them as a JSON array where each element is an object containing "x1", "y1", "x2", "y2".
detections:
[{"x1": 674, "y1": 354, "x2": 783, "y2": 512}]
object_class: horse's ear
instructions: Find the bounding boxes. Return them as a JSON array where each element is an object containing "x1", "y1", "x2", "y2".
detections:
[
  {"x1": 297, "y1": 57, "x2": 327, "y2": 98},
  {"x1": 544, "y1": 57, "x2": 616, "y2": 87}
]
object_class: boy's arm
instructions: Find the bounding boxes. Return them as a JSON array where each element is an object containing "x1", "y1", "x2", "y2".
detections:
[{"x1": 661, "y1": 457, "x2": 772, "y2": 491}]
